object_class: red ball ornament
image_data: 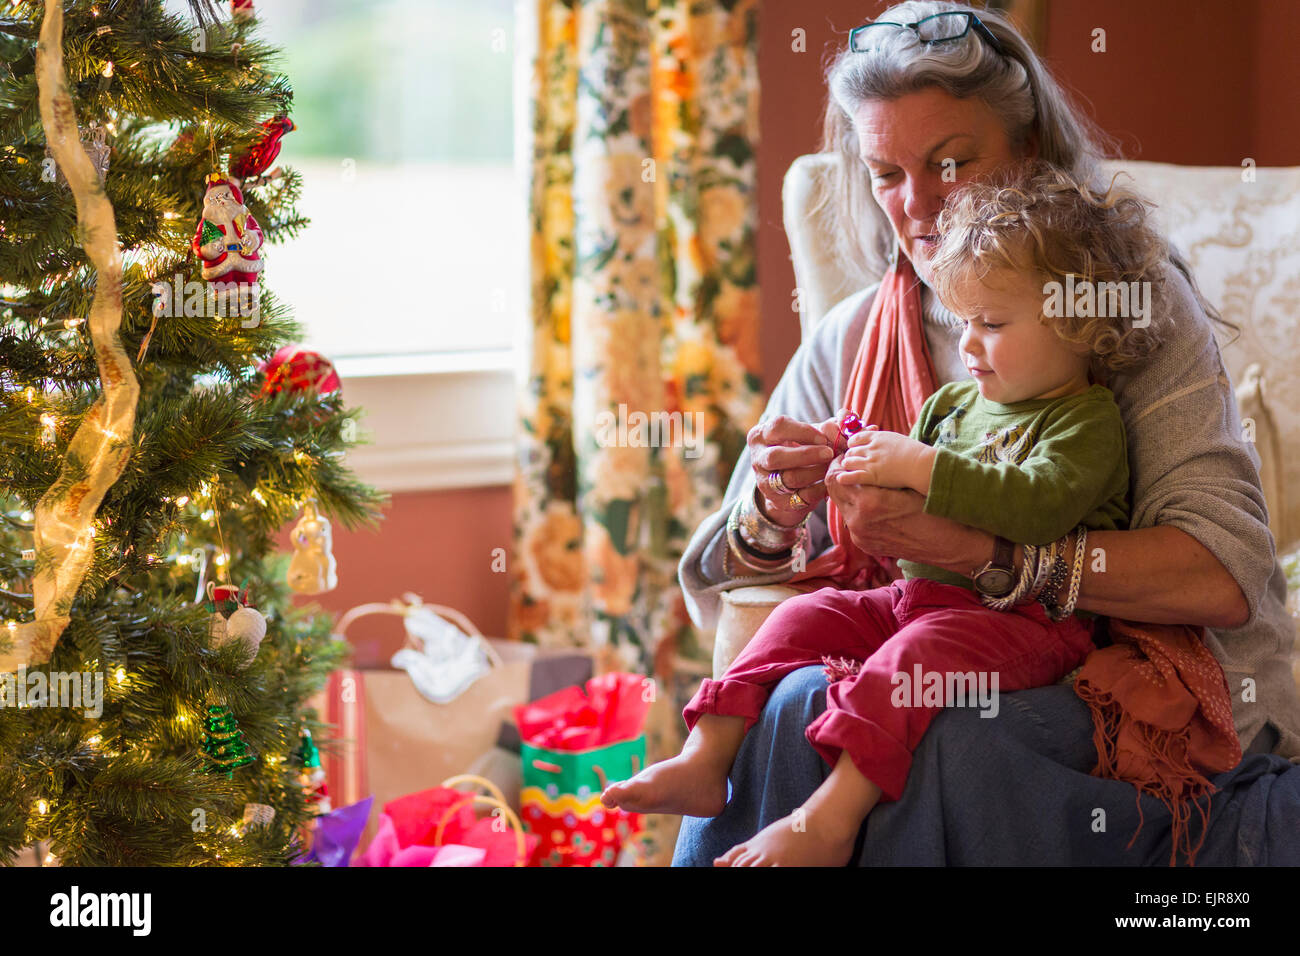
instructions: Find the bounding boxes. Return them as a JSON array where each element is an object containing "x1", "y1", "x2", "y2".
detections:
[{"x1": 258, "y1": 346, "x2": 341, "y2": 398}]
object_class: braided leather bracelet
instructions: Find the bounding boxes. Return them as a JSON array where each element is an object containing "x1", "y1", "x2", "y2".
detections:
[{"x1": 980, "y1": 541, "x2": 1039, "y2": 611}]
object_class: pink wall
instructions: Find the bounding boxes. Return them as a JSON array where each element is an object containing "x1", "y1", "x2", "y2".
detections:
[
  {"x1": 284, "y1": 486, "x2": 513, "y2": 667},
  {"x1": 307, "y1": 1, "x2": 1299, "y2": 664}
]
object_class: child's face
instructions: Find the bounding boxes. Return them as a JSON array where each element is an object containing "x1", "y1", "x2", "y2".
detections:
[{"x1": 949, "y1": 267, "x2": 1092, "y2": 404}]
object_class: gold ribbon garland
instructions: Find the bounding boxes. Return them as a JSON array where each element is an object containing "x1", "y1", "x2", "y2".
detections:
[{"x1": 2, "y1": 0, "x2": 141, "y2": 671}]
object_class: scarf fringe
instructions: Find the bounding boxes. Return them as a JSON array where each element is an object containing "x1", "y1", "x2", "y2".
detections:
[
  {"x1": 822, "y1": 655, "x2": 862, "y2": 683},
  {"x1": 1075, "y1": 681, "x2": 1218, "y2": 867}
]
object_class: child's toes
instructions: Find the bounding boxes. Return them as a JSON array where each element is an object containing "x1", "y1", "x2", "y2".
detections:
[{"x1": 713, "y1": 845, "x2": 744, "y2": 867}]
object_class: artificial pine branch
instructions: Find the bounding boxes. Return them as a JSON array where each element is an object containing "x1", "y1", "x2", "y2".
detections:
[{"x1": 0, "y1": 0, "x2": 385, "y2": 866}]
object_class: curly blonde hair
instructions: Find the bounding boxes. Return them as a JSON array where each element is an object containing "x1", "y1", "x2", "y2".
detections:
[{"x1": 929, "y1": 160, "x2": 1170, "y2": 383}]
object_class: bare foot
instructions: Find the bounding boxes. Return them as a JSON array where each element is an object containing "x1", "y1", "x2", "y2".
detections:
[
  {"x1": 600, "y1": 751, "x2": 729, "y2": 818},
  {"x1": 713, "y1": 805, "x2": 858, "y2": 867}
]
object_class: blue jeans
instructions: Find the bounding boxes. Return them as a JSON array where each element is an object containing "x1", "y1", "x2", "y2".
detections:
[{"x1": 671, "y1": 666, "x2": 1300, "y2": 866}]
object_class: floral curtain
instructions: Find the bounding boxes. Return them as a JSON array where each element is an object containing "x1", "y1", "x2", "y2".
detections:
[{"x1": 511, "y1": 0, "x2": 761, "y2": 680}]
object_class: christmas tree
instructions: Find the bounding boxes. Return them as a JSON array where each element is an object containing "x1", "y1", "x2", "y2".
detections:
[{"x1": 0, "y1": 0, "x2": 384, "y2": 865}]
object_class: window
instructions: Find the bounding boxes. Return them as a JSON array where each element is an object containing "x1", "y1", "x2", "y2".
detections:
[
  {"x1": 167, "y1": 0, "x2": 524, "y2": 489},
  {"x1": 256, "y1": 0, "x2": 522, "y2": 359}
]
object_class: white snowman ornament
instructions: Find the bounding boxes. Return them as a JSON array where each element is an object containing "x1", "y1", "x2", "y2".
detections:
[
  {"x1": 207, "y1": 582, "x2": 267, "y2": 668},
  {"x1": 287, "y1": 499, "x2": 338, "y2": 595}
]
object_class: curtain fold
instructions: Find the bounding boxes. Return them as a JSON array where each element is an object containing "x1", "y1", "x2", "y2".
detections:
[
  {"x1": 511, "y1": 2, "x2": 759, "y2": 860},
  {"x1": 512, "y1": 0, "x2": 760, "y2": 669}
]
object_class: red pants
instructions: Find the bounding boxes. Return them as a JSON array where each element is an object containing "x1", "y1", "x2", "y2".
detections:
[{"x1": 683, "y1": 577, "x2": 1097, "y2": 802}]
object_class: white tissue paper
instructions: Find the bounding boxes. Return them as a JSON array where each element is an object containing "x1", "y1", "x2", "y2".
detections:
[{"x1": 390, "y1": 605, "x2": 492, "y2": 704}]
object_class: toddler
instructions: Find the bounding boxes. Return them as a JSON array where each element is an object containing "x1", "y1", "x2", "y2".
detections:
[{"x1": 602, "y1": 161, "x2": 1169, "y2": 866}]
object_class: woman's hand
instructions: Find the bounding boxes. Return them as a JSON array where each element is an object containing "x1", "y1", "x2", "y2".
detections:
[
  {"x1": 824, "y1": 466, "x2": 988, "y2": 569},
  {"x1": 747, "y1": 408, "x2": 855, "y2": 527}
]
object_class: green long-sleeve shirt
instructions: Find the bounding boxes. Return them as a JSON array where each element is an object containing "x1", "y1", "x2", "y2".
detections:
[{"x1": 896, "y1": 381, "x2": 1130, "y2": 594}]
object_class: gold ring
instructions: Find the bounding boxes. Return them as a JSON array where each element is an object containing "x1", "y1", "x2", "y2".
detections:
[
  {"x1": 769, "y1": 471, "x2": 793, "y2": 496},
  {"x1": 788, "y1": 491, "x2": 808, "y2": 511}
]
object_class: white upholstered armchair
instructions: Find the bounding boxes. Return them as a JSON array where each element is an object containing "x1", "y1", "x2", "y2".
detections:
[{"x1": 711, "y1": 153, "x2": 1300, "y2": 691}]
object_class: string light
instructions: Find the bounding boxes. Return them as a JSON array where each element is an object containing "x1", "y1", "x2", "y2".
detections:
[
  {"x1": 251, "y1": 489, "x2": 266, "y2": 505},
  {"x1": 36, "y1": 800, "x2": 48, "y2": 814},
  {"x1": 175, "y1": 496, "x2": 190, "y2": 507},
  {"x1": 39, "y1": 413, "x2": 56, "y2": 444},
  {"x1": 102, "y1": 62, "x2": 113, "y2": 79},
  {"x1": 114, "y1": 667, "x2": 126, "y2": 684}
]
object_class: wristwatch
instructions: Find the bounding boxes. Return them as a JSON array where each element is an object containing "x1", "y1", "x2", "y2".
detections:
[{"x1": 972, "y1": 536, "x2": 1017, "y2": 597}]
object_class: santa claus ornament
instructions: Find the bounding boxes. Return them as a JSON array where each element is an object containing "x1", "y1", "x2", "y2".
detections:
[
  {"x1": 287, "y1": 498, "x2": 338, "y2": 595},
  {"x1": 192, "y1": 172, "x2": 264, "y2": 319},
  {"x1": 206, "y1": 581, "x2": 267, "y2": 667}
]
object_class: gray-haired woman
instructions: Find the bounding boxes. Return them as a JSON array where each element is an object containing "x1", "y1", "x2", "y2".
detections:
[{"x1": 670, "y1": 0, "x2": 1300, "y2": 866}]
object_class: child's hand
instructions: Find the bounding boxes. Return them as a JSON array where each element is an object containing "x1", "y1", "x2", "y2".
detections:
[
  {"x1": 813, "y1": 408, "x2": 879, "y2": 456},
  {"x1": 836, "y1": 430, "x2": 931, "y2": 493}
]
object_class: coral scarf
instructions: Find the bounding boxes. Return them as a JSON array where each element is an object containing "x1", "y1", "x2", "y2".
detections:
[
  {"x1": 1074, "y1": 620, "x2": 1242, "y2": 866},
  {"x1": 786, "y1": 254, "x2": 936, "y2": 593},
  {"x1": 786, "y1": 254, "x2": 1244, "y2": 866}
]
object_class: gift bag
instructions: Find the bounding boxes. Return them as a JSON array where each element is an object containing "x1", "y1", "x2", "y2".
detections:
[
  {"x1": 354, "y1": 775, "x2": 535, "y2": 867},
  {"x1": 515, "y1": 673, "x2": 652, "y2": 867},
  {"x1": 309, "y1": 595, "x2": 594, "y2": 848},
  {"x1": 520, "y1": 736, "x2": 646, "y2": 867}
]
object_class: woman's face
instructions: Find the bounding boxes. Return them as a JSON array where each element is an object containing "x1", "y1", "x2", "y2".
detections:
[{"x1": 853, "y1": 87, "x2": 1035, "y2": 284}]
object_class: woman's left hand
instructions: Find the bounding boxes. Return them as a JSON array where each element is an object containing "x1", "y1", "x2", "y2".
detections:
[{"x1": 825, "y1": 467, "x2": 985, "y2": 573}]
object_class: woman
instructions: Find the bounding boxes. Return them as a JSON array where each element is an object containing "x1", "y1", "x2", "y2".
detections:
[{"x1": 673, "y1": 0, "x2": 1300, "y2": 866}]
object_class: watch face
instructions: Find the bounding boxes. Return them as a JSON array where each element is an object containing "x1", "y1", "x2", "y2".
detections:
[{"x1": 975, "y1": 568, "x2": 1015, "y2": 596}]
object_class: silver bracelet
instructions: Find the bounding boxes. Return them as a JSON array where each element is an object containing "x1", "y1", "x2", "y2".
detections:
[
  {"x1": 725, "y1": 497, "x2": 807, "y2": 577},
  {"x1": 738, "y1": 485, "x2": 804, "y2": 553}
]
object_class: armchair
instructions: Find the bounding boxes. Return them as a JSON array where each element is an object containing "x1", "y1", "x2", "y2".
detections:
[{"x1": 712, "y1": 154, "x2": 1300, "y2": 692}]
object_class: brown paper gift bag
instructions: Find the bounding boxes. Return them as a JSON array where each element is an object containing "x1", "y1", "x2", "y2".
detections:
[{"x1": 317, "y1": 595, "x2": 590, "y2": 849}]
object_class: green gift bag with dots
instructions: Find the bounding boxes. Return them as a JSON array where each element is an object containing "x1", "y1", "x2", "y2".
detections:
[{"x1": 519, "y1": 735, "x2": 646, "y2": 866}]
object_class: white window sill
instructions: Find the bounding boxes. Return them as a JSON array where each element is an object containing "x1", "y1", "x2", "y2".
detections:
[{"x1": 334, "y1": 350, "x2": 517, "y2": 493}]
